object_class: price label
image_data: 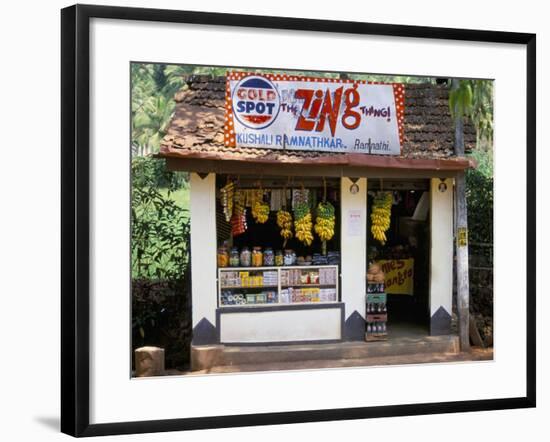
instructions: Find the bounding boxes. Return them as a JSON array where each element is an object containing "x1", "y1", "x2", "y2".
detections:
[{"x1": 457, "y1": 227, "x2": 468, "y2": 247}]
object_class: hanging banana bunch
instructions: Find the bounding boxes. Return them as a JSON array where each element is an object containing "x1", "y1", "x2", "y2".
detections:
[
  {"x1": 371, "y1": 191, "x2": 392, "y2": 245},
  {"x1": 294, "y1": 201, "x2": 313, "y2": 246},
  {"x1": 314, "y1": 201, "x2": 335, "y2": 241},
  {"x1": 251, "y1": 185, "x2": 269, "y2": 224},
  {"x1": 220, "y1": 181, "x2": 235, "y2": 222},
  {"x1": 252, "y1": 200, "x2": 269, "y2": 223},
  {"x1": 276, "y1": 209, "x2": 293, "y2": 246}
]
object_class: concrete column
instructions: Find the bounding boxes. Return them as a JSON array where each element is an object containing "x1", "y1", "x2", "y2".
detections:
[
  {"x1": 340, "y1": 177, "x2": 367, "y2": 340},
  {"x1": 190, "y1": 172, "x2": 218, "y2": 345},
  {"x1": 429, "y1": 178, "x2": 454, "y2": 335}
]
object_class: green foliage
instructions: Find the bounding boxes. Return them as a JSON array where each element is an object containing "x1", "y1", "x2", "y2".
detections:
[
  {"x1": 132, "y1": 63, "x2": 236, "y2": 155},
  {"x1": 131, "y1": 156, "x2": 190, "y2": 279},
  {"x1": 468, "y1": 80, "x2": 494, "y2": 143},
  {"x1": 468, "y1": 146, "x2": 493, "y2": 178},
  {"x1": 133, "y1": 152, "x2": 188, "y2": 190},
  {"x1": 466, "y1": 149, "x2": 493, "y2": 244},
  {"x1": 132, "y1": 278, "x2": 192, "y2": 369},
  {"x1": 450, "y1": 79, "x2": 493, "y2": 143},
  {"x1": 449, "y1": 81, "x2": 473, "y2": 119}
]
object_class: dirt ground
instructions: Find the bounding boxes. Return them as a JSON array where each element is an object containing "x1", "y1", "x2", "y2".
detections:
[{"x1": 165, "y1": 346, "x2": 493, "y2": 376}]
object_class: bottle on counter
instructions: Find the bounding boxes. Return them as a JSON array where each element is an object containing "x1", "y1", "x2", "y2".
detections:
[
  {"x1": 217, "y1": 245, "x2": 229, "y2": 267},
  {"x1": 252, "y1": 246, "x2": 263, "y2": 267},
  {"x1": 263, "y1": 247, "x2": 274, "y2": 266},
  {"x1": 239, "y1": 246, "x2": 251, "y2": 267},
  {"x1": 275, "y1": 250, "x2": 284, "y2": 266},
  {"x1": 229, "y1": 247, "x2": 240, "y2": 267},
  {"x1": 283, "y1": 249, "x2": 294, "y2": 266}
]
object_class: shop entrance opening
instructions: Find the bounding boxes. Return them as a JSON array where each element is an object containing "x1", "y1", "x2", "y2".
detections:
[{"x1": 367, "y1": 179, "x2": 431, "y2": 340}]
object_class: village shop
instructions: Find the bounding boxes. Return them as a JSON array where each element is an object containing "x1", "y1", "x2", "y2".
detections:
[{"x1": 159, "y1": 72, "x2": 476, "y2": 370}]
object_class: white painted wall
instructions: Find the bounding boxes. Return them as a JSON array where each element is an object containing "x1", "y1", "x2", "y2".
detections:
[
  {"x1": 190, "y1": 173, "x2": 218, "y2": 328},
  {"x1": 340, "y1": 177, "x2": 368, "y2": 320},
  {"x1": 429, "y1": 178, "x2": 454, "y2": 316},
  {"x1": 219, "y1": 308, "x2": 342, "y2": 343}
]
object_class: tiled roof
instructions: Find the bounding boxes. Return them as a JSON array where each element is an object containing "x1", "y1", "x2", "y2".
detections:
[{"x1": 160, "y1": 75, "x2": 476, "y2": 166}]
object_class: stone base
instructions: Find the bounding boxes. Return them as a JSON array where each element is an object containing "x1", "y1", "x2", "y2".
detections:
[{"x1": 191, "y1": 334, "x2": 459, "y2": 372}]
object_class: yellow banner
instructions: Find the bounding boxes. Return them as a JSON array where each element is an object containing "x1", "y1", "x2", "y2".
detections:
[{"x1": 376, "y1": 258, "x2": 414, "y2": 295}]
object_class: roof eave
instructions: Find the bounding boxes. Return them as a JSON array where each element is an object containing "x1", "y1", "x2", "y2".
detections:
[{"x1": 157, "y1": 146, "x2": 475, "y2": 171}]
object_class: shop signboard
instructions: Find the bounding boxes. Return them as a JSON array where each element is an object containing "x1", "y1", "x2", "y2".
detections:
[
  {"x1": 224, "y1": 72, "x2": 405, "y2": 155},
  {"x1": 377, "y1": 258, "x2": 414, "y2": 295}
]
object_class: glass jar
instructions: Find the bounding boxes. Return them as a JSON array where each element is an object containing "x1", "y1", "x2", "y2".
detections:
[
  {"x1": 263, "y1": 248, "x2": 274, "y2": 266},
  {"x1": 239, "y1": 246, "x2": 251, "y2": 267},
  {"x1": 252, "y1": 247, "x2": 263, "y2": 267},
  {"x1": 275, "y1": 250, "x2": 284, "y2": 267},
  {"x1": 283, "y1": 249, "x2": 294, "y2": 266},
  {"x1": 229, "y1": 247, "x2": 240, "y2": 267},
  {"x1": 217, "y1": 245, "x2": 229, "y2": 267}
]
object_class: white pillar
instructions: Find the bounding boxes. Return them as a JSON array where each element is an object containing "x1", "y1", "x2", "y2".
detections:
[
  {"x1": 429, "y1": 178, "x2": 454, "y2": 335},
  {"x1": 340, "y1": 177, "x2": 367, "y2": 340},
  {"x1": 190, "y1": 172, "x2": 218, "y2": 345}
]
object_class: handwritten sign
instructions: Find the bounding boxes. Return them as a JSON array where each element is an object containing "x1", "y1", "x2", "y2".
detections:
[
  {"x1": 347, "y1": 209, "x2": 363, "y2": 237},
  {"x1": 225, "y1": 72, "x2": 405, "y2": 155},
  {"x1": 377, "y1": 258, "x2": 414, "y2": 295}
]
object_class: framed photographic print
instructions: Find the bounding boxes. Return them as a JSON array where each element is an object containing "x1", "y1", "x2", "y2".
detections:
[{"x1": 61, "y1": 4, "x2": 536, "y2": 437}]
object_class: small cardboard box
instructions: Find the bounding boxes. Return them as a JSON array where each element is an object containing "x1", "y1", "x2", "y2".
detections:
[
  {"x1": 367, "y1": 293, "x2": 387, "y2": 304},
  {"x1": 366, "y1": 313, "x2": 387, "y2": 323}
]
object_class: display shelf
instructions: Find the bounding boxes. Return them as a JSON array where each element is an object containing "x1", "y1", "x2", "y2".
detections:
[
  {"x1": 279, "y1": 301, "x2": 338, "y2": 306},
  {"x1": 218, "y1": 265, "x2": 339, "y2": 308},
  {"x1": 281, "y1": 284, "x2": 337, "y2": 288},
  {"x1": 219, "y1": 265, "x2": 338, "y2": 271},
  {"x1": 220, "y1": 285, "x2": 279, "y2": 289},
  {"x1": 365, "y1": 281, "x2": 388, "y2": 341}
]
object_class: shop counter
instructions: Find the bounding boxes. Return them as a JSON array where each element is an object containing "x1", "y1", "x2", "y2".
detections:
[
  {"x1": 217, "y1": 303, "x2": 344, "y2": 344},
  {"x1": 217, "y1": 265, "x2": 342, "y2": 344}
]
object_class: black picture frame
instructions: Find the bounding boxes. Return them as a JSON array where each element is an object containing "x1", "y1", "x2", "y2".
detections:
[{"x1": 61, "y1": 4, "x2": 536, "y2": 437}]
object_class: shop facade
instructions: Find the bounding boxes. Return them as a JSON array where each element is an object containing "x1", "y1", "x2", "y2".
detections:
[{"x1": 159, "y1": 74, "x2": 476, "y2": 369}]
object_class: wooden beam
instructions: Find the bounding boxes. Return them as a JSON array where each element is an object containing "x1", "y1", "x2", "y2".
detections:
[
  {"x1": 452, "y1": 79, "x2": 471, "y2": 351},
  {"x1": 165, "y1": 158, "x2": 460, "y2": 179}
]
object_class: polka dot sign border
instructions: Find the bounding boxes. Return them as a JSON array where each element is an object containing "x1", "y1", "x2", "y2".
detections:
[{"x1": 225, "y1": 71, "x2": 405, "y2": 151}]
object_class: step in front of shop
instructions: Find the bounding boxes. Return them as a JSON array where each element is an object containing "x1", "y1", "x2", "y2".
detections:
[{"x1": 191, "y1": 335, "x2": 459, "y2": 371}]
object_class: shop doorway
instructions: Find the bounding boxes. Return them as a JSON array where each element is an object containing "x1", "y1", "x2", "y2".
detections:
[{"x1": 367, "y1": 179, "x2": 431, "y2": 339}]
